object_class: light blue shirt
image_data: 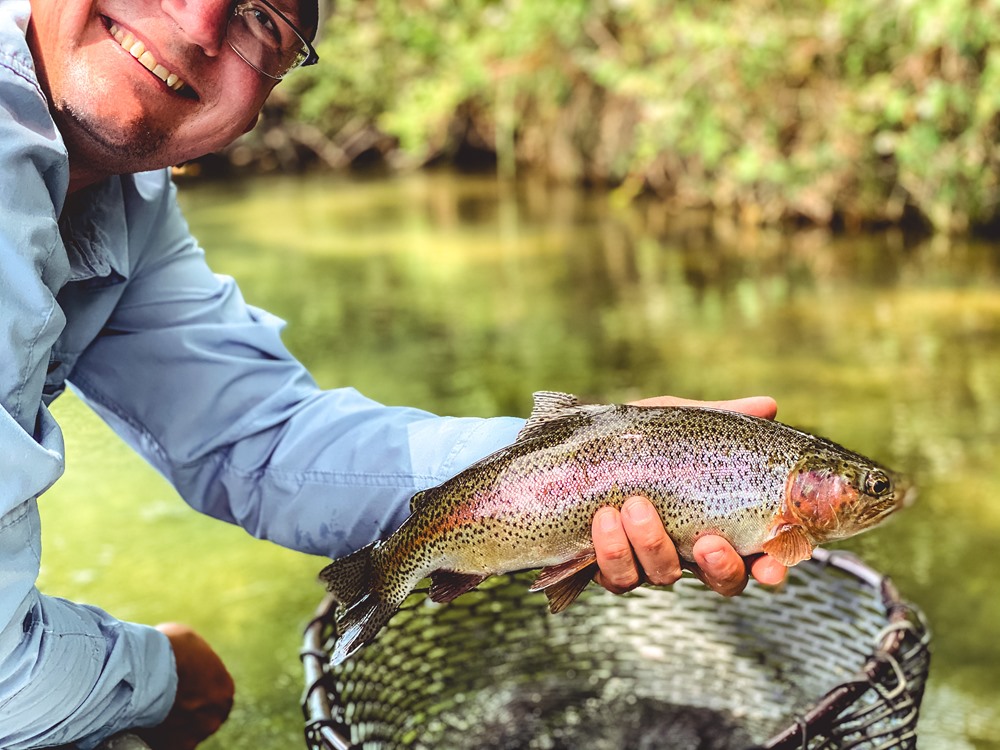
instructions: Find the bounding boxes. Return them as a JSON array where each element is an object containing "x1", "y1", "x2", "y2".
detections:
[{"x1": 0, "y1": 2, "x2": 521, "y2": 746}]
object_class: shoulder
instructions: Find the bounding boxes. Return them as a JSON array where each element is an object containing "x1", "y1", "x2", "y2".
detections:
[
  {"x1": 122, "y1": 168, "x2": 190, "y2": 251},
  {"x1": 118, "y1": 167, "x2": 188, "y2": 231},
  {"x1": 119, "y1": 168, "x2": 199, "y2": 269},
  {"x1": 0, "y1": 2, "x2": 51, "y2": 109},
  {"x1": 126, "y1": 168, "x2": 177, "y2": 206},
  {"x1": 0, "y1": 1, "x2": 69, "y2": 203}
]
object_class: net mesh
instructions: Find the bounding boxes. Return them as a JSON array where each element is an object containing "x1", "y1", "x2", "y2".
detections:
[{"x1": 301, "y1": 549, "x2": 930, "y2": 750}]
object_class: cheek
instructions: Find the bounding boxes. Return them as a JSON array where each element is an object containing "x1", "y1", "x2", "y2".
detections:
[
  {"x1": 785, "y1": 470, "x2": 860, "y2": 531},
  {"x1": 187, "y1": 97, "x2": 267, "y2": 156},
  {"x1": 200, "y1": 67, "x2": 274, "y2": 141},
  {"x1": 234, "y1": 66, "x2": 276, "y2": 109}
]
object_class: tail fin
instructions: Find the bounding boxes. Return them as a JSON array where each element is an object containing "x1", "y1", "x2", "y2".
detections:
[
  {"x1": 320, "y1": 542, "x2": 379, "y2": 606},
  {"x1": 319, "y1": 542, "x2": 399, "y2": 665}
]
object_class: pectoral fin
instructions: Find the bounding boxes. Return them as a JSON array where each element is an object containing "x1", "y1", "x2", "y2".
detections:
[
  {"x1": 530, "y1": 550, "x2": 600, "y2": 614},
  {"x1": 762, "y1": 524, "x2": 814, "y2": 567}
]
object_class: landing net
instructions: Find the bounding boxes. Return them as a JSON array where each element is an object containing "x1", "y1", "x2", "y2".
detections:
[{"x1": 301, "y1": 549, "x2": 930, "y2": 750}]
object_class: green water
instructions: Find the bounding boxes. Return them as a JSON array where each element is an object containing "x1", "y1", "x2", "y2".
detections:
[{"x1": 38, "y1": 172, "x2": 1000, "y2": 748}]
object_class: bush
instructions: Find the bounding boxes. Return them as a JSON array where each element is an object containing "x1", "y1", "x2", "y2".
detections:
[{"x1": 286, "y1": 0, "x2": 1000, "y2": 232}]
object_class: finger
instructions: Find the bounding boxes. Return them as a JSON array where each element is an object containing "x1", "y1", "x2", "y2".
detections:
[
  {"x1": 592, "y1": 506, "x2": 642, "y2": 594},
  {"x1": 691, "y1": 535, "x2": 749, "y2": 597},
  {"x1": 619, "y1": 496, "x2": 682, "y2": 587},
  {"x1": 630, "y1": 395, "x2": 778, "y2": 420},
  {"x1": 750, "y1": 554, "x2": 788, "y2": 586}
]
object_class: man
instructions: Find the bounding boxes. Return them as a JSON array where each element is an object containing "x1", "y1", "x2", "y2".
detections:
[{"x1": 0, "y1": 0, "x2": 786, "y2": 747}]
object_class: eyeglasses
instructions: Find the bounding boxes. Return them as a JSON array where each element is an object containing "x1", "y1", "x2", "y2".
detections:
[{"x1": 227, "y1": 0, "x2": 319, "y2": 80}]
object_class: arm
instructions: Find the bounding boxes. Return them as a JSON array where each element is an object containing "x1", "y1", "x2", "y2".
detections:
[
  {"x1": 0, "y1": 33, "x2": 177, "y2": 748},
  {"x1": 70, "y1": 173, "x2": 780, "y2": 591},
  {"x1": 592, "y1": 396, "x2": 789, "y2": 596},
  {"x1": 67, "y1": 172, "x2": 523, "y2": 559}
]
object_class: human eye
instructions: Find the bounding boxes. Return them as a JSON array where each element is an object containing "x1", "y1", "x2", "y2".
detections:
[{"x1": 241, "y1": 2, "x2": 283, "y2": 48}]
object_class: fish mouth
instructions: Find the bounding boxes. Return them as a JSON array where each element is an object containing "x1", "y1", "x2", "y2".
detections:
[
  {"x1": 898, "y1": 483, "x2": 918, "y2": 508},
  {"x1": 101, "y1": 16, "x2": 198, "y2": 101},
  {"x1": 855, "y1": 501, "x2": 898, "y2": 527},
  {"x1": 843, "y1": 473, "x2": 913, "y2": 530}
]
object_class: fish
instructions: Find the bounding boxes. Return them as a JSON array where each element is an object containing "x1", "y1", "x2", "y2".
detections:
[{"x1": 319, "y1": 391, "x2": 912, "y2": 664}]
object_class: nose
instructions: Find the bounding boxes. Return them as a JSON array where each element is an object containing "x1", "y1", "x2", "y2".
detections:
[{"x1": 161, "y1": 0, "x2": 231, "y2": 57}]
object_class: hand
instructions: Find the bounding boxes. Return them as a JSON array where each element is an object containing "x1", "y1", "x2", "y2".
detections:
[
  {"x1": 136, "y1": 623, "x2": 235, "y2": 750},
  {"x1": 592, "y1": 395, "x2": 789, "y2": 597}
]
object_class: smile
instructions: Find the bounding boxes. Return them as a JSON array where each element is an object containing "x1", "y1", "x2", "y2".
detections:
[{"x1": 107, "y1": 21, "x2": 189, "y2": 94}]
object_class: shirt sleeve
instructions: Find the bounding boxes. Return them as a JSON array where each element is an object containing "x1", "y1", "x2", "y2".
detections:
[
  {"x1": 68, "y1": 171, "x2": 524, "y2": 560},
  {"x1": 0, "y1": 36, "x2": 177, "y2": 750}
]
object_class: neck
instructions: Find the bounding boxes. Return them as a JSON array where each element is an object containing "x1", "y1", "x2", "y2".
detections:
[{"x1": 67, "y1": 163, "x2": 108, "y2": 194}]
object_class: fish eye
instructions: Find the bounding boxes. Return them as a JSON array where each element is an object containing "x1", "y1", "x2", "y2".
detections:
[{"x1": 865, "y1": 471, "x2": 891, "y2": 496}]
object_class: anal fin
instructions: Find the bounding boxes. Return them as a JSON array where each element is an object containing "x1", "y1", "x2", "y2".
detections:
[
  {"x1": 429, "y1": 570, "x2": 488, "y2": 603},
  {"x1": 761, "y1": 525, "x2": 814, "y2": 567}
]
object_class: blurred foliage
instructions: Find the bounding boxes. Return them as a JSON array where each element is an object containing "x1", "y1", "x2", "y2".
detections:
[{"x1": 250, "y1": 0, "x2": 1000, "y2": 232}]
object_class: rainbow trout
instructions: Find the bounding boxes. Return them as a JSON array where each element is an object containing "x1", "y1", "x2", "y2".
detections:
[{"x1": 320, "y1": 392, "x2": 912, "y2": 664}]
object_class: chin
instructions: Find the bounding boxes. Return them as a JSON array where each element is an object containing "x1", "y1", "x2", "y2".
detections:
[{"x1": 65, "y1": 110, "x2": 166, "y2": 165}]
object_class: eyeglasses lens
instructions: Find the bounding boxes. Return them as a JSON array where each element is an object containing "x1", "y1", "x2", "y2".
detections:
[{"x1": 228, "y1": 1, "x2": 310, "y2": 79}]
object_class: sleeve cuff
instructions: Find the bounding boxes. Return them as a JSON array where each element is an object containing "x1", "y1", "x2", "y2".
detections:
[
  {"x1": 0, "y1": 593, "x2": 177, "y2": 750},
  {"x1": 410, "y1": 415, "x2": 525, "y2": 485},
  {"x1": 74, "y1": 615, "x2": 178, "y2": 749}
]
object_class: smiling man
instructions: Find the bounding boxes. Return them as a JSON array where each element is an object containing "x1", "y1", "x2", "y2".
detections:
[
  {"x1": 27, "y1": 0, "x2": 317, "y2": 187},
  {"x1": 0, "y1": 1, "x2": 784, "y2": 748}
]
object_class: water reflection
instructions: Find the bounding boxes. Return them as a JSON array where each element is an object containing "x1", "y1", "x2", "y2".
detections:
[
  {"x1": 173, "y1": 170, "x2": 1000, "y2": 746},
  {"x1": 37, "y1": 171, "x2": 1000, "y2": 749}
]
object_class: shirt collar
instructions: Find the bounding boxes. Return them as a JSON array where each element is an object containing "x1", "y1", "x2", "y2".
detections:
[{"x1": 58, "y1": 177, "x2": 131, "y2": 288}]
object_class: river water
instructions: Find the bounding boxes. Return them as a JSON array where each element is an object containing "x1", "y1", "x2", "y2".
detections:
[{"x1": 38, "y1": 171, "x2": 1000, "y2": 748}]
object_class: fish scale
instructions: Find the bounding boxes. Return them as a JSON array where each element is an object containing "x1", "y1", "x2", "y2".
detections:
[{"x1": 320, "y1": 392, "x2": 911, "y2": 665}]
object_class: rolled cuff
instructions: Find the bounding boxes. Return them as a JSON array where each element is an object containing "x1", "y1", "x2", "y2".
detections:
[{"x1": 1, "y1": 560, "x2": 176, "y2": 750}]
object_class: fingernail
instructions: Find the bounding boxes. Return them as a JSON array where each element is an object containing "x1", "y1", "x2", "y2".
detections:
[
  {"x1": 598, "y1": 507, "x2": 618, "y2": 532},
  {"x1": 623, "y1": 497, "x2": 653, "y2": 523},
  {"x1": 703, "y1": 548, "x2": 726, "y2": 565}
]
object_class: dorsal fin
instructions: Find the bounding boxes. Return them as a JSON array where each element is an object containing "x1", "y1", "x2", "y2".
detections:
[
  {"x1": 515, "y1": 391, "x2": 584, "y2": 443},
  {"x1": 409, "y1": 488, "x2": 431, "y2": 513}
]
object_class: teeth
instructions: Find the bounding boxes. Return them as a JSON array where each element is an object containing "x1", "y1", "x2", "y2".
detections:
[
  {"x1": 108, "y1": 22, "x2": 187, "y2": 92},
  {"x1": 138, "y1": 51, "x2": 159, "y2": 74}
]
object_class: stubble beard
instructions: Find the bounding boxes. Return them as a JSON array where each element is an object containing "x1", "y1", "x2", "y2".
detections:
[
  {"x1": 58, "y1": 103, "x2": 171, "y2": 173},
  {"x1": 53, "y1": 57, "x2": 175, "y2": 180}
]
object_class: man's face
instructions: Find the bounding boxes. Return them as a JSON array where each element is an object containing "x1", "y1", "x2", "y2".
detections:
[{"x1": 28, "y1": 0, "x2": 305, "y2": 185}]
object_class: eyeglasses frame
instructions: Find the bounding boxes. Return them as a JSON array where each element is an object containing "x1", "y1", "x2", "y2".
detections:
[{"x1": 228, "y1": 0, "x2": 320, "y2": 80}]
